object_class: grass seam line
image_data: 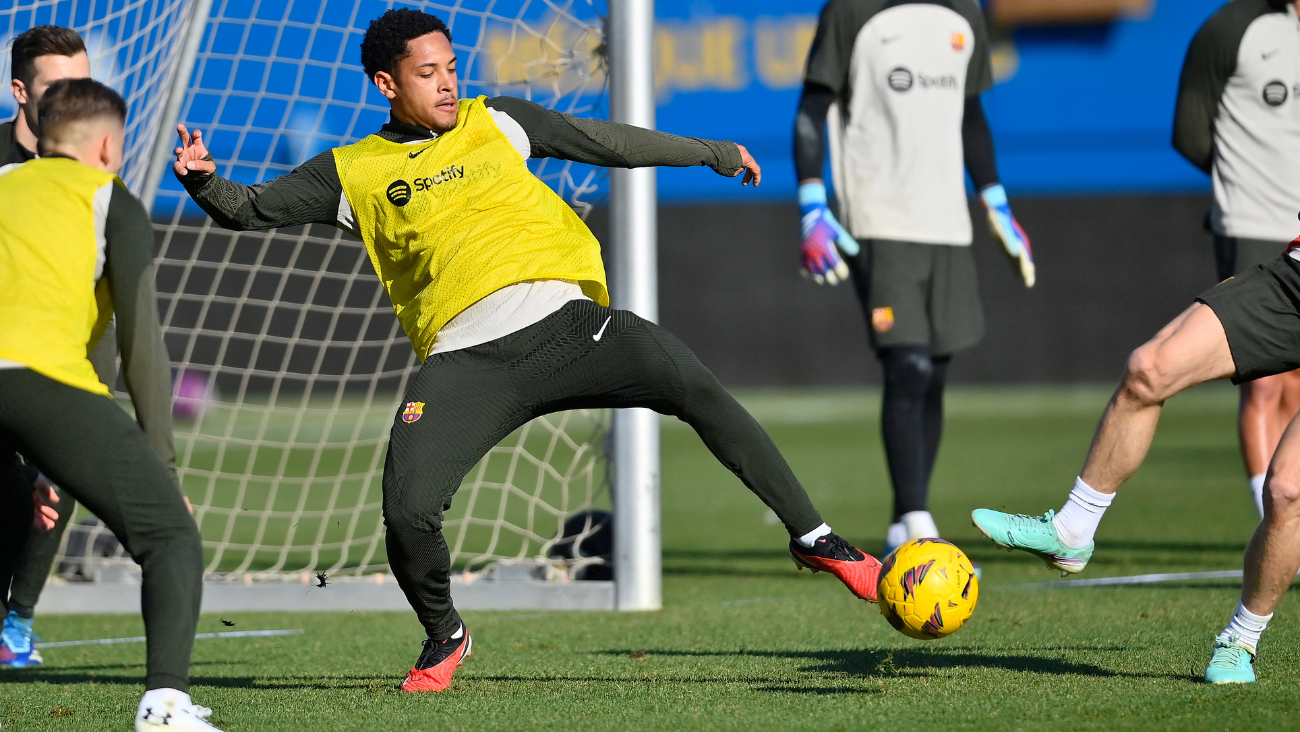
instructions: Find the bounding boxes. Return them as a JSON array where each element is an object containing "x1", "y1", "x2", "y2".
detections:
[
  {"x1": 1013, "y1": 569, "x2": 1243, "y2": 589},
  {"x1": 36, "y1": 628, "x2": 305, "y2": 649}
]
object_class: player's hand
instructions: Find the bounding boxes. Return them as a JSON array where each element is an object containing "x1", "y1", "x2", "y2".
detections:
[
  {"x1": 981, "y1": 184, "x2": 1035, "y2": 288},
  {"x1": 173, "y1": 124, "x2": 216, "y2": 178},
  {"x1": 799, "y1": 181, "x2": 859, "y2": 285},
  {"x1": 31, "y1": 473, "x2": 59, "y2": 531},
  {"x1": 731, "y1": 144, "x2": 761, "y2": 187}
]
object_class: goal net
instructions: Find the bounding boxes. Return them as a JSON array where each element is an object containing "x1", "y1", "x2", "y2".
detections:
[
  {"x1": 0, "y1": 0, "x2": 196, "y2": 192},
  {"x1": 9, "y1": 0, "x2": 614, "y2": 582}
]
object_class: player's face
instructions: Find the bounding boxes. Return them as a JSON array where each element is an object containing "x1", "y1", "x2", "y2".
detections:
[
  {"x1": 12, "y1": 52, "x2": 91, "y2": 128},
  {"x1": 380, "y1": 32, "x2": 459, "y2": 133}
]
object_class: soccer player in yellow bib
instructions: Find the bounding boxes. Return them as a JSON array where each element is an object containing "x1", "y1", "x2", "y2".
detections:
[
  {"x1": 173, "y1": 8, "x2": 883, "y2": 692},
  {"x1": 0, "y1": 24, "x2": 181, "y2": 674},
  {"x1": 0, "y1": 79, "x2": 220, "y2": 731}
]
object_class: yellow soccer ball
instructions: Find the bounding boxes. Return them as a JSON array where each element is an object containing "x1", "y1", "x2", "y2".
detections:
[{"x1": 878, "y1": 538, "x2": 979, "y2": 640}]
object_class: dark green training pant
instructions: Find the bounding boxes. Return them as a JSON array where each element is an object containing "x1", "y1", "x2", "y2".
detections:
[
  {"x1": 384, "y1": 300, "x2": 824, "y2": 640},
  {"x1": 4, "y1": 324, "x2": 114, "y2": 616},
  {"x1": 0, "y1": 368, "x2": 201, "y2": 691}
]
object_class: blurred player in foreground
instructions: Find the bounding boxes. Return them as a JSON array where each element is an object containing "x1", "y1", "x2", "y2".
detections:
[
  {"x1": 0, "y1": 25, "x2": 178, "y2": 671},
  {"x1": 174, "y1": 7, "x2": 885, "y2": 692},
  {"x1": 1174, "y1": 0, "x2": 1300, "y2": 519},
  {"x1": 793, "y1": 0, "x2": 1032, "y2": 553},
  {"x1": 0, "y1": 79, "x2": 217, "y2": 730},
  {"x1": 972, "y1": 255, "x2": 1300, "y2": 681}
]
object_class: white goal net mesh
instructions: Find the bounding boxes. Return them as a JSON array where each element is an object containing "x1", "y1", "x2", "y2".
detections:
[
  {"x1": 0, "y1": 0, "x2": 195, "y2": 192},
  {"x1": 17, "y1": 0, "x2": 613, "y2": 581}
]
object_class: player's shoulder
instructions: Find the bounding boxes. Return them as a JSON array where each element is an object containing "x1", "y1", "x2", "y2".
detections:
[
  {"x1": 945, "y1": 0, "x2": 988, "y2": 31},
  {"x1": 1195, "y1": 0, "x2": 1285, "y2": 45},
  {"x1": 816, "y1": 0, "x2": 888, "y2": 29}
]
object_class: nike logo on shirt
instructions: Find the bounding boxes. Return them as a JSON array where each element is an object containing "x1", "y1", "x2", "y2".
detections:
[
  {"x1": 1263, "y1": 49, "x2": 1281, "y2": 60},
  {"x1": 409, "y1": 148, "x2": 428, "y2": 159},
  {"x1": 592, "y1": 316, "x2": 612, "y2": 342},
  {"x1": 881, "y1": 34, "x2": 902, "y2": 44}
]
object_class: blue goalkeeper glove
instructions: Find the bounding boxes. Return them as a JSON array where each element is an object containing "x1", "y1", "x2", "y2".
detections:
[
  {"x1": 980, "y1": 184, "x2": 1034, "y2": 288},
  {"x1": 799, "y1": 182, "x2": 860, "y2": 286}
]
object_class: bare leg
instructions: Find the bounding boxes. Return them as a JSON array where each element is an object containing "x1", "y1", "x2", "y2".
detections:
[
  {"x1": 1239, "y1": 375, "x2": 1288, "y2": 478},
  {"x1": 1241, "y1": 415, "x2": 1300, "y2": 616},
  {"x1": 1078, "y1": 303, "x2": 1237, "y2": 493}
]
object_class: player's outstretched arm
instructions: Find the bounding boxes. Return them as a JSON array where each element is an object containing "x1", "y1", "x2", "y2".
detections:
[
  {"x1": 484, "y1": 97, "x2": 758, "y2": 184},
  {"x1": 173, "y1": 123, "x2": 345, "y2": 232},
  {"x1": 103, "y1": 183, "x2": 179, "y2": 480}
]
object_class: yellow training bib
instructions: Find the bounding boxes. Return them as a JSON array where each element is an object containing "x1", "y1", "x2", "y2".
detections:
[
  {"x1": 334, "y1": 97, "x2": 609, "y2": 358},
  {"x1": 0, "y1": 157, "x2": 118, "y2": 396}
]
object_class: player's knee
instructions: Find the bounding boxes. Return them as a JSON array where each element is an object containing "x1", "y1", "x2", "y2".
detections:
[
  {"x1": 1121, "y1": 345, "x2": 1174, "y2": 404},
  {"x1": 1243, "y1": 376, "x2": 1284, "y2": 407},
  {"x1": 1263, "y1": 475, "x2": 1300, "y2": 520},
  {"x1": 881, "y1": 348, "x2": 934, "y2": 399}
]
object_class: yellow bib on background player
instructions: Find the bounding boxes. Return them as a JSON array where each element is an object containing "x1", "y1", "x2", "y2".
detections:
[
  {"x1": 334, "y1": 96, "x2": 609, "y2": 359},
  {"x1": 0, "y1": 157, "x2": 118, "y2": 396}
]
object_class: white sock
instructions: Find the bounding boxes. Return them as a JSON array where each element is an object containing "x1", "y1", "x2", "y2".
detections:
[
  {"x1": 900, "y1": 510, "x2": 939, "y2": 540},
  {"x1": 1219, "y1": 601, "x2": 1272, "y2": 654},
  {"x1": 796, "y1": 523, "x2": 832, "y2": 548},
  {"x1": 1249, "y1": 474, "x2": 1266, "y2": 519},
  {"x1": 886, "y1": 522, "x2": 907, "y2": 549},
  {"x1": 137, "y1": 687, "x2": 191, "y2": 718},
  {"x1": 1052, "y1": 477, "x2": 1113, "y2": 548}
]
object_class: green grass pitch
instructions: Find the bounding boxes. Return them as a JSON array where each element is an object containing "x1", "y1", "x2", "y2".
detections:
[{"x1": 4, "y1": 384, "x2": 1299, "y2": 730}]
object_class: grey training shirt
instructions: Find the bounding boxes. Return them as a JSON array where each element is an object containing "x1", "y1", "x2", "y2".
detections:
[
  {"x1": 1175, "y1": 0, "x2": 1300, "y2": 241},
  {"x1": 805, "y1": 0, "x2": 992, "y2": 245}
]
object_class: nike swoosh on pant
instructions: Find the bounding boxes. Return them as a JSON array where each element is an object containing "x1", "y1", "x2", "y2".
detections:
[{"x1": 592, "y1": 316, "x2": 612, "y2": 342}]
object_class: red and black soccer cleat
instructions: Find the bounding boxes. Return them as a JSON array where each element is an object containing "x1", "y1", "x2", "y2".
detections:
[
  {"x1": 400, "y1": 626, "x2": 473, "y2": 692},
  {"x1": 790, "y1": 533, "x2": 882, "y2": 603}
]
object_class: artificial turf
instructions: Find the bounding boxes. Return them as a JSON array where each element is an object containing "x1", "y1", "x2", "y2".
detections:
[{"x1": 2, "y1": 384, "x2": 1295, "y2": 731}]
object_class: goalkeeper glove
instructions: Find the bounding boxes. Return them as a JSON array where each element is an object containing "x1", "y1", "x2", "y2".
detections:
[
  {"x1": 980, "y1": 184, "x2": 1035, "y2": 288},
  {"x1": 799, "y1": 182, "x2": 860, "y2": 286}
]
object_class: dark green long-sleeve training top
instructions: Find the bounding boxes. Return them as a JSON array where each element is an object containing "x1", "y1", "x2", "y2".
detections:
[
  {"x1": 0, "y1": 127, "x2": 176, "y2": 478},
  {"x1": 177, "y1": 96, "x2": 743, "y2": 231}
]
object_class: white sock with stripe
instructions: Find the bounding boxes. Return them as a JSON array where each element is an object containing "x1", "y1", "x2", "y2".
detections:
[
  {"x1": 1219, "y1": 601, "x2": 1271, "y2": 654},
  {"x1": 1052, "y1": 477, "x2": 1113, "y2": 549}
]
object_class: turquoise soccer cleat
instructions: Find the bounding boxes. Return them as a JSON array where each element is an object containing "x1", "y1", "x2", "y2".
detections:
[
  {"x1": 0, "y1": 611, "x2": 42, "y2": 668},
  {"x1": 1205, "y1": 636, "x2": 1256, "y2": 684},
  {"x1": 970, "y1": 509, "x2": 1093, "y2": 576}
]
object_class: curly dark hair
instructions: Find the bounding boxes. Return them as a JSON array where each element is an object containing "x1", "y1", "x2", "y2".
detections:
[{"x1": 360, "y1": 9, "x2": 452, "y2": 80}]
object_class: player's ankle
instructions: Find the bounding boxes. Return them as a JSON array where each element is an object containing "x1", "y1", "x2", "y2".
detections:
[
  {"x1": 1053, "y1": 477, "x2": 1111, "y2": 548},
  {"x1": 794, "y1": 522, "x2": 832, "y2": 548},
  {"x1": 1219, "y1": 601, "x2": 1272, "y2": 654},
  {"x1": 900, "y1": 510, "x2": 938, "y2": 540},
  {"x1": 1249, "y1": 474, "x2": 1266, "y2": 519}
]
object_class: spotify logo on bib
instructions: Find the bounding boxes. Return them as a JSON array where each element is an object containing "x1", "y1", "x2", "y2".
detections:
[
  {"x1": 888, "y1": 67, "x2": 913, "y2": 92},
  {"x1": 1263, "y1": 80, "x2": 1288, "y2": 107},
  {"x1": 387, "y1": 180, "x2": 412, "y2": 206}
]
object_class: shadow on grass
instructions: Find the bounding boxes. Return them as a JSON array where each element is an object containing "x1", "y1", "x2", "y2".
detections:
[
  {"x1": 664, "y1": 540, "x2": 1247, "y2": 577},
  {"x1": 595, "y1": 647, "x2": 1191, "y2": 686}
]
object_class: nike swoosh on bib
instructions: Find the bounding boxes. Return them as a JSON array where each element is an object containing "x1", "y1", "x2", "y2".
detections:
[
  {"x1": 409, "y1": 148, "x2": 428, "y2": 159},
  {"x1": 592, "y1": 316, "x2": 612, "y2": 342}
]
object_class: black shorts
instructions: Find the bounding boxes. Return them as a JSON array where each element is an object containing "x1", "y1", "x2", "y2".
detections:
[
  {"x1": 1213, "y1": 235, "x2": 1288, "y2": 282},
  {"x1": 1197, "y1": 252, "x2": 1300, "y2": 384},
  {"x1": 846, "y1": 239, "x2": 984, "y2": 355}
]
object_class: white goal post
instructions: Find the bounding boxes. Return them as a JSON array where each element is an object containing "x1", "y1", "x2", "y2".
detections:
[{"x1": 3, "y1": 0, "x2": 660, "y2": 610}]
